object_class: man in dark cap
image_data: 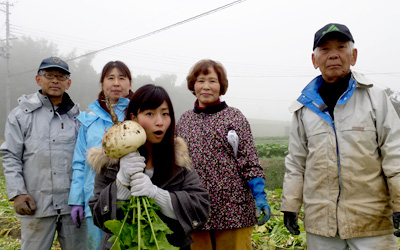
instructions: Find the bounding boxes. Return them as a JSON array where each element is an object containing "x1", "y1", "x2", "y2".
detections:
[
  {"x1": 0, "y1": 57, "x2": 87, "y2": 249},
  {"x1": 280, "y1": 23, "x2": 400, "y2": 249}
]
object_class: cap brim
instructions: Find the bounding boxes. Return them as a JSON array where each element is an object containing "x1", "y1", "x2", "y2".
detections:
[
  {"x1": 39, "y1": 65, "x2": 70, "y2": 74},
  {"x1": 315, "y1": 31, "x2": 353, "y2": 49}
]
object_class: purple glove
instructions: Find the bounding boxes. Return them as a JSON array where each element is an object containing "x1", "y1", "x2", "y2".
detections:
[{"x1": 71, "y1": 205, "x2": 84, "y2": 228}]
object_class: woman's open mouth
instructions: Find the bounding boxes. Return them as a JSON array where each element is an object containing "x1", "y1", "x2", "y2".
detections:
[{"x1": 154, "y1": 130, "x2": 163, "y2": 137}]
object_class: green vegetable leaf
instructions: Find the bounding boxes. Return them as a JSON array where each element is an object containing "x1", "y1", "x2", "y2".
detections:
[
  {"x1": 104, "y1": 196, "x2": 178, "y2": 250},
  {"x1": 104, "y1": 220, "x2": 123, "y2": 236}
]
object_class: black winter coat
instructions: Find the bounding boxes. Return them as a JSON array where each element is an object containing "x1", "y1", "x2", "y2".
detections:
[{"x1": 88, "y1": 137, "x2": 210, "y2": 249}]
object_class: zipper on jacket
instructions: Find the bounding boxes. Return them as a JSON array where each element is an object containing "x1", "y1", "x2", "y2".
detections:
[
  {"x1": 55, "y1": 111, "x2": 64, "y2": 129},
  {"x1": 311, "y1": 98, "x2": 343, "y2": 202},
  {"x1": 331, "y1": 119, "x2": 341, "y2": 202},
  {"x1": 333, "y1": 81, "x2": 355, "y2": 203}
]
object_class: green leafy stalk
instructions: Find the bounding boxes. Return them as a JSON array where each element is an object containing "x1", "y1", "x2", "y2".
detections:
[
  {"x1": 137, "y1": 197, "x2": 141, "y2": 250},
  {"x1": 109, "y1": 198, "x2": 134, "y2": 250},
  {"x1": 105, "y1": 195, "x2": 177, "y2": 249},
  {"x1": 132, "y1": 197, "x2": 136, "y2": 225},
  {"x1": 143, "y1": 197, "x2": 159, "y2": 249}
]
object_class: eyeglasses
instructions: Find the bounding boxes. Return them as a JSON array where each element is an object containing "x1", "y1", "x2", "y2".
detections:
[{"x1": 39, "y1": 72, "x2": 70, "y2": 81}]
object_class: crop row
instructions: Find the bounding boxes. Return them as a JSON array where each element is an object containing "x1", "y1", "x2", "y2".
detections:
[{"x1": 256, "y1": 143, "x2": 288, "y2": 158}]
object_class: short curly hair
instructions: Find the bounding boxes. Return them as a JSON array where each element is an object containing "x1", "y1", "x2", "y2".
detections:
[{"x1": 186, "y1": 59, "x2": 228, "y2": 96}]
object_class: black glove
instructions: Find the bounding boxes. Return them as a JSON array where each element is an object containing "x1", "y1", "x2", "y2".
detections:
[
  {"x1": 284, "y1": 211, "x2": 300, "y2": 235},
  {"x1": 393, "y1": 212, "x2": 400, "y2": 237}
]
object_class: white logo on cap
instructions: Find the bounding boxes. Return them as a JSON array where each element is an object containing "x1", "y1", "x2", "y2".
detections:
[{"x1": 51, "y1": 58, "x2": 61, "y2": 64}]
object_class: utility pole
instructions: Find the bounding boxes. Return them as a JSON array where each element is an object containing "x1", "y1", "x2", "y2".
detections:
[{"x1": 0, "y1": 0, "x2": 12, "y2": 115}]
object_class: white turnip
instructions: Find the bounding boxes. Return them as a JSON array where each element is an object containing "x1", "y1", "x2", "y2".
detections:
[{"x1": 101, "y1": 95, "x2": 146, "y2": 158}]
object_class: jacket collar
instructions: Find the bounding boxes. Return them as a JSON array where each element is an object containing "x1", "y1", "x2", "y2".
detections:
[
  {"x1": 298, "y1": 71, "x2": 372, "y2": 106},
  {"x1": 193, "y1": 100, "x2": 227, "y2": 114},
  {"x1": 88, "y1": 97, "x2": 130, "y2": 123},
  {"x1": 295, "y1": 71, "x2": 372, "y2": 125},
  {"x1": 288, "y1": 71, "x2": 373, "y2": 114},
  {"x1": 351, "y1": 71, "x2": 374, "y2": 88},
  {"x1": 18, "y1": 91, "x2": 79, "y2": 118}
]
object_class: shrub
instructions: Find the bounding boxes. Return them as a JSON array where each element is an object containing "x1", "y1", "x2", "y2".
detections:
[
  {"x1": 261, "y1": 157, "x2": 286, "y2": 190},
  {"x1": 256, "y1": 144, "x2": 288, "y2": 158}
]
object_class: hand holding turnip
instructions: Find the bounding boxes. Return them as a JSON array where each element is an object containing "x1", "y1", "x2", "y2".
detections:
[
  {"x1": 101, "y1": 94, "x2": 177, "y2": 250},
  {"x1": 117, "y1": 152, "x2": 146, "y2": 187}
]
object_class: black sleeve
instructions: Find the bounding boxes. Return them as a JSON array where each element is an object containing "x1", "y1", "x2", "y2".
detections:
[
  {"x1": 88, "y1": 165, "x2": 124, "y2": 233},
  {"x1": 169, "y1": 168, "x2": 210, "y2": 235}
]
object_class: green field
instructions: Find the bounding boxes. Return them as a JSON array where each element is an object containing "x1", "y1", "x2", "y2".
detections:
[
  {"x1": 254, "y1": 136, "x2": 289, "y2": 146},
  {"x1": 0, "y1": 137, "x2": 303, "y2": 250},
  {"x1": 2, "y1": 135, "x2": 397, "y2": 249},
  {"x1": 0, "y1": 175, "x2": 306, "y2": 250}
]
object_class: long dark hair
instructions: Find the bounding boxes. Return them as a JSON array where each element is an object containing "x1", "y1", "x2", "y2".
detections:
[{"x1": 125, "y1": 84, "x2": 176, "y2": 181}]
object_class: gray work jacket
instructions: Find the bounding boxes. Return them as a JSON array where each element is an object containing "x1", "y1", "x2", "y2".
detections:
[{"x1": 0, "y1": 91, "x2": 80, "y2": 217}]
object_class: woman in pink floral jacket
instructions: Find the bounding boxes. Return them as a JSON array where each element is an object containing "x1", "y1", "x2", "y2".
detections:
[{"x1": 176, "y1": 59, "x2": 271, "y2": 250}]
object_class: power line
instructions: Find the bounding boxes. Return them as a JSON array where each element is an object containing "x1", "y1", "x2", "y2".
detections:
[
  {"x1": 5, "y1": 0, "x2": 247, "y2": 78},
  {"x1": 3, "y1": 0, "x2": 400, "y2": 93},
  {"x1": 66, "y1": 0, "x2": 246, "y2": 62}
]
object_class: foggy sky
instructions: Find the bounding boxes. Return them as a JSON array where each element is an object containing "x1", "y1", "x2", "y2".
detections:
[{"x1": 3, "y1": 0, "x2": 400, "y2": 122}]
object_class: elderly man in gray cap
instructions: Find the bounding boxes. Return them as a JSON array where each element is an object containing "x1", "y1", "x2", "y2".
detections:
[
  {"x1": 0, "y1": 57, "x2": 87, "y2": 249},
  {"x1": 281, "y1": 23, "x2": 400, "y2": 249}
]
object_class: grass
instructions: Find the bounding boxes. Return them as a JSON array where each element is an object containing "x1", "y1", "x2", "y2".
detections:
[
  {"x1": 0, "y1": 138, "x2": 287, "y2": 249},
  {"x1": 2, "y1": 134, "x2": 397, "y2": 249},
  {"x1": 0, "y1": 175, "x2": 22, "y2": 249},
  {"x1": 262, "y1": 157, "x2": 286, "y2": 191},
  {"x1": 0, "y1": 171, "x2": 303, "y2": 250},
  {"x1": 0, "y1": 154, "x2": 285, "y2": 249},
  {"x1": 0, "y1": 140, "x2": 290, "y2": 249},
  {"x1": 254, "y1": 136, "x2": 289, "y2": 146}
]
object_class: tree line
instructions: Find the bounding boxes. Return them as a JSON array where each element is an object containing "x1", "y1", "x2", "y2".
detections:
[{"x1": 0, "y1": 37, "x2": 195, "y2": 140}]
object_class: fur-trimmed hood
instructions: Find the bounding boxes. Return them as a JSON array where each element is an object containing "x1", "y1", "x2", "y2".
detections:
[{"x1": 87, "y1": 136, "x2": 192, "y2": 173}]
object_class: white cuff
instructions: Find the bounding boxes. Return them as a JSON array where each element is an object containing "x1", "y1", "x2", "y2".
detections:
[
  {"x1": 117, "y1": 171, "x2": 130, "y2": 186},
  {"x1": 154, "y1": 188, "x2": 177, "y2": 219},
  {"x1": 116, "y1": 180, "x2": 131, "y2": 200}
]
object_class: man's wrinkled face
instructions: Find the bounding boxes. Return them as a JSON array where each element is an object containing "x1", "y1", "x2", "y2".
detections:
[{"x1": 312, "y1": 39, "x2": 357, "y2": 83}]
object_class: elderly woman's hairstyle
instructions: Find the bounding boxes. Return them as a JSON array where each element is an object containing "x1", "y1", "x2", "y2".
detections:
[
  {"x1": 186, "y1": 59, "x2": 228, "y2": 96},
  {"x1": 100, "y1": 61, "x2": 132, "y2": 83}
]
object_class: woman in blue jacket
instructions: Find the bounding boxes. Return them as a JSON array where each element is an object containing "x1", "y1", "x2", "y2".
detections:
[{"x1": 68, "y1": 61, "x2": 134, "y2": 250}]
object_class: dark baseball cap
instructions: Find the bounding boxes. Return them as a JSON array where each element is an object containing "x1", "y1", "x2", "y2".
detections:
[
  {"x1": 38, "y1": 56, "x2": 70, "y2": 74},
  {"x1": 313, "y1": 23, "x2": 354, "y2": 50}
]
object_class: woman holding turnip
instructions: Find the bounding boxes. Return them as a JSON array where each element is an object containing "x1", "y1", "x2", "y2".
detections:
[
  {"x1": 88, "y1": 84, "x2": 210, "y2": 250},
  {"x1": 175, "y1": 59, "x2": 271, "y2": 250},
  {"x1": 68, "y1": 61, "x2": 134, "y2": 250}
]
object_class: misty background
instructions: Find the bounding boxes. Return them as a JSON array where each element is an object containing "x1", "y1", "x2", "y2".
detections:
[{"x1": 1, "y1": 0, "x2": 400, "y2": 140}]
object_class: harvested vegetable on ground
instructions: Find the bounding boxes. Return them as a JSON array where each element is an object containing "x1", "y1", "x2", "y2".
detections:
[{"x1": 101, "y1": 95, "x2": 178, "y2": 250}]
